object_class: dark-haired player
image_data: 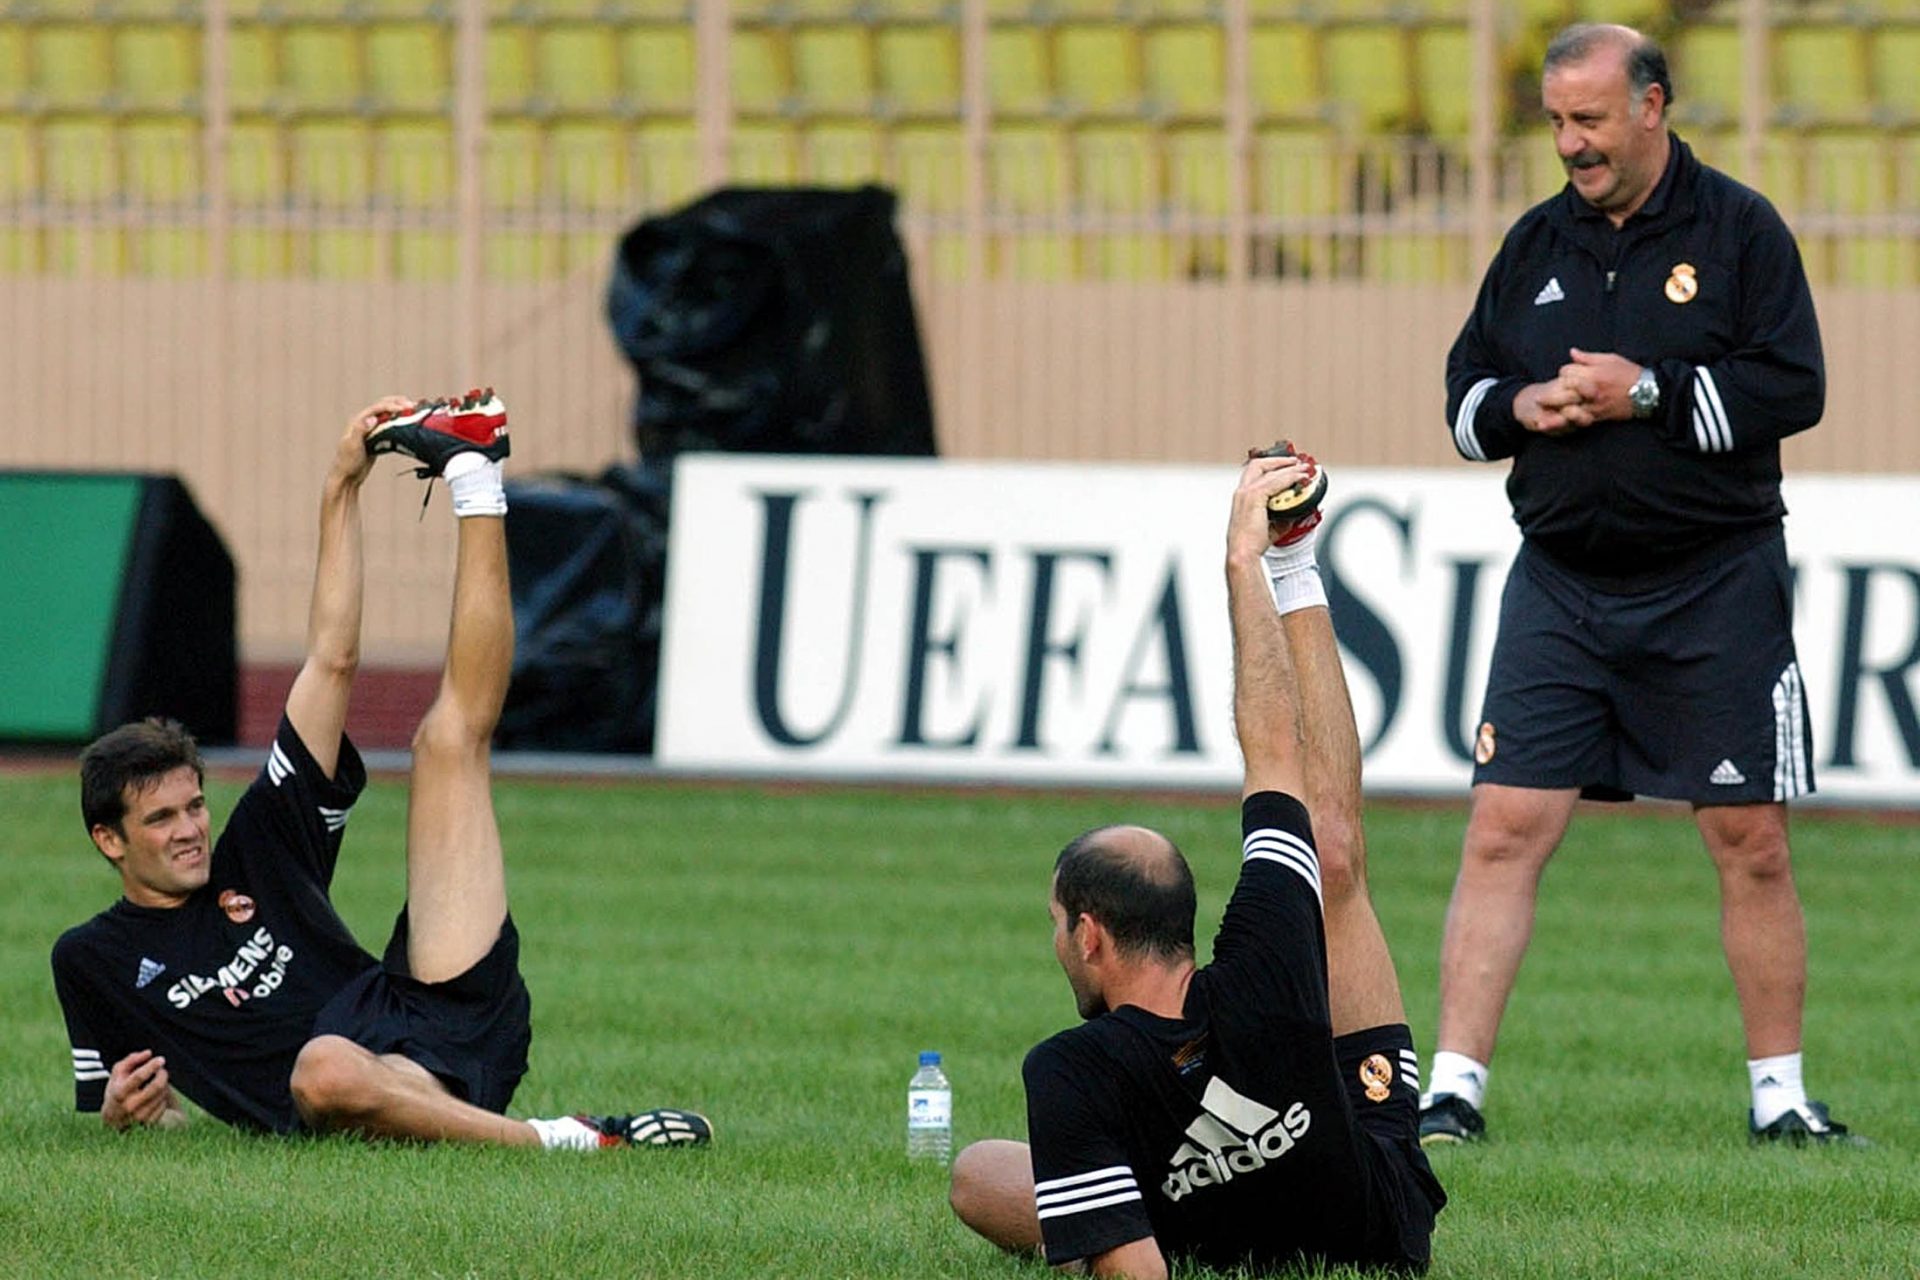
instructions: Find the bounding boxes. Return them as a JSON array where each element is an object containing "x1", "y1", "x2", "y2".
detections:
[
  {"x1": 948, "y1": 450, "x2": 1445, "y2": 1276},
  {"x1": 52, "y1": 393, "x2": 709, "y2": 1151}
]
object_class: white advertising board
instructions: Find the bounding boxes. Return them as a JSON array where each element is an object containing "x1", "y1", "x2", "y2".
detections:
[{"x1": 657, "y1": 456, "x2": 1920, "y2": 804}]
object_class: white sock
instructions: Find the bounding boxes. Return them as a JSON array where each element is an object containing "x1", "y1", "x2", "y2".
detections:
[
  {"x1": 528, "y1": 1115, "x2": 602, "y2": 1152},
  {"x1": 1748, "y1": 1052, "x2": 1807, "y2": 1128},
  {"x1": 1262, "y1": 523, "x2": 1326, "y2": 616},
  {"x1": 1422, "y1": 1050, "x2": 1490, "y2": 1110},
  {"x1": 445, "y1": 454, "x2": 506, "y2": 518}
]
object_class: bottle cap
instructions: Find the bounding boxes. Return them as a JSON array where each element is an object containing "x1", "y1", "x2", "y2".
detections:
[{"x1": 919, "y1": 1051, "x2": 941, "y2": 1066}]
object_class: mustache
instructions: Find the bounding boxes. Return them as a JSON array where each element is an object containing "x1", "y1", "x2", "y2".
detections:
[{"x1": 1565, "y1": 151, "x2": 1606, "y2": 170}]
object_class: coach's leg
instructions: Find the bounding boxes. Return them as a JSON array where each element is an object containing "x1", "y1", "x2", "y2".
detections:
[
  {"x1": 291, "y1": 1035, "x2": 539, "y2": 1145},
  {"x1": 1280, "y1": 604, "x2": 1403, "y2": 1034},
  {"x1": 1696, "y1": 802, "x2": 1804, "y2": 1058},
  {"x1": 404, "y1": 509, "x2": 512, "y2": 983},
  {"x1": 1433, "y1": 784, "x2": 1579, "y2": 1066},
  {"x1": 950, "y1": 1140, "x2": 1043, "y2": 1255}
]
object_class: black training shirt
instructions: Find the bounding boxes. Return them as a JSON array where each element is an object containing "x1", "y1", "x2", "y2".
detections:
[
  {"x1": 51, "y1": 718, "x2": 380, "y2": 1132},
  {"x1": 1024, "y1": 792, "x2": 1409, "y2": 1273}
]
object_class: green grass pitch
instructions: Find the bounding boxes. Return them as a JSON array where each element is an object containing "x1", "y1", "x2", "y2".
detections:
[{"x1": 2, "y1": 769, "x2": 1915, "y2": 1278}]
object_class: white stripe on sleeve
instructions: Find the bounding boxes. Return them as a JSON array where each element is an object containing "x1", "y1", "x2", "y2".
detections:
[
  {"x1": 1693, "y1": 367, "x2": 1733, "y2": 452},
  {"x1": 1452, "y1": 377, "x2": 1497, "y2": 462},
  {"x1": 1242, "y1": 829, "x2": 1323, "y2": 904},
  {"x1": 1034, "y1": 1166, "x2": 1142, "y2": 1220}
]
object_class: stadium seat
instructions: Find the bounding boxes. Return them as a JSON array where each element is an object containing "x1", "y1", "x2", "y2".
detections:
[
  {"x1": 1165, "y1": 125, "x2": 1229, "y2": 277},
  {"x1": 1774, "y1": 24, "x2": 1871, "y2": 125},
  {"x1": 536, "y1": 24, "x2": 620, "y2": 114},
  {"x1": 1075, "y1": 122, "x2": 1168, "y2": 278},
  {"x1": 1870, "y1": 27, "x2": 1920, "y2": 122},
  {"x1": 42, "y1": 115, "x2": 123, "y2": 274},
  {"x1": 550, "y1": 119, "x2": 628, "y2": 272},
  {"x1": 281, "y1": 24, "x2": 364, "y2": 113},
  {"x1": 731, "y1": 120, "x2": 799, "y2": 184},
  {"x1": 730, "y1": 27, "x2": 789, "y2": 116},
  {"x1": 1143, "y1": 22, "x2": 1223, "y2": 121},
  {"x1": 223, "y1": 118, "x2": 290, "y2": 277},
  {"x1": 805, "y1": 120, "x2": 885, "y2": 184},
  {"x1": 989, "y1": 122, "x2": 1073, "y2": 277},
  {"x1": 792, "y1": 24, "x2": 876, "y2": 115},
  {"x1": 1056, "y1": 23, "x2": 1142, "y2": 117},
  {"x1": 1253, "y1": 124, "x2": 1338, "y2": 278},
  {"x1": 0, "y1": 28, "x2": 23, "y2": 109},
  {"x1": 1801, "y1": 129, "x2": 1911, "y2": 285},
  {"x1": 226, "y1": 23, "x2": 276, "y2": 115},
  {"x1": 988, "y1": 24, "x2": 1051, "y2": 117},
  {"x1": 635, "y1": 117, "x2": 700, "y2": 211},
  {"x1": 1415, "y1": 24, "x2": 1472, "y2": 137},
  {"x1": 621, "y1": 25, "x2": 696, "y2": 113},
  {"x1": 485, "y1": 24, "x2": 536, "y2": 114},
  {"x1": 114, "y1": 23, "x2": 199, "y2": 113},
  {"x1": 0, "y1": 114, "x2": 40, "y2": 272},
  {"x1": 1670, "y1": 24, "x2": 1741, "y2": 126},
  {"x1": 1320, "y1": 24, "x2": 1413, "y2": 132},
  {"x1": 290, "y1": 118, "x2": 376, "y2": 277},
  {"x1": 1250, "y1": 22, "x2": 1320, "y2": 123},
  {"x1": 876, "y1": 24, "x2": 959, "y2": 118},
  {"x1": 893, "y1": 120, "x2": 965, "y2": 212},
  {"x1": 376, "y1": 118, "x2": 455, "y2": 279},
  {"x1": 33, "y1": 24, "x2": 112, "y2": 111},
  {"x1": 481, "y1": 118, "x2": 553, "y2": 279},
  {"x1": 124, "y1": 115, "x2": 204, "y2": 276},
  {"x1": 366, "y1": 21, "x2": 451, "y2": 115}
]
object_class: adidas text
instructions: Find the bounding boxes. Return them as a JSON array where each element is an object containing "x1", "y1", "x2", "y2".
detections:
[{"x1": 1162, "y1": 1101, "x2": 1312, "y2": 1202}]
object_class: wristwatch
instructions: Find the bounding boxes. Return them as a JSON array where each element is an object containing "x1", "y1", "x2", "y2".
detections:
[{"x1": 1629, "y1": 365, "x2": 1661, "y2": 419}]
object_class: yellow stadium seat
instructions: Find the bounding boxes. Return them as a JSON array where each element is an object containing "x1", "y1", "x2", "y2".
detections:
[
  {"x1": 1795, "y1": 130, "x2": 1910, "y2": 284},
  {"x1": 481, "y1": 119, "x2": 555, "y2": 279},
  {"x1": 1872, "y1": 27, "x2": 1920, "y2": 122},
  {"x1": 893, "y1": 121, "x2": 965, "y2": 212},
  {"x1": 731, "y1": 120, "x2": 799, "y2": 183},
  {"x1": 43, "y1": 115, "x2": 123, "y2": 274},
  {"x1": 366, "y1": 22, "x2": 451, "y2": 114},
  {"x1": 0, "y1": 115, "x2": 37, "y2": 273},
  {"x1": 1250, "y1": 22, "x2": 1319, "y2": 123},
  {"x1": 114, "y1": 23, "x2": 199, "y2": 112},
  {"x1": 34, "y1": 25, "x2": 112, "y2": 111},
  {"x1": 281, "y1": 25, "x2": 363, "y2": 113},
  {"x1": 731, "y1": 27, "x2": 789, "y2": 116},
  {"x1": 988, "y1": 25, "x2": 1051, "y2": 117},
  {"x1": 1774, "y1": 25, "x2": 1871, "y2": 125},
  {"x1": 1165, "y1": 125, "x2": 1229, "y2": 277},
  {"x1": 0, "y1": 29, "x2": 25, "y2": 107},
  {"x1": 1056, "y1": 23, "x2": 1141, "y2": 117},
  {"x1": 550, "y1": 120, "x2": 628, "y2": 273},
  {"x1": 622, "y1": 25, "x2": 696, "y2": 113},
  {"x1": 1321, "y1": 24, "x2": 1412, "y2": 132},
  {"x1": 225, "y1": 118, "x2": 290, "y2": 277},
  {"x1": 1415, "y1": 25, "x2": 1471, "y2": 137},
  {"x1": 792, "y1": 24, "x2": 875, "y2": 115},
  {"x1": 1574, "y1": 0, "x2": 1660, "y2": 24},
  {"x1": 486, "y1": 25, "x2": 536, "y2": 114},
  {"x1": 537, "y1": 24, "x2": 620, "y2": 114},
  {"x1": 989, "y1": 122, "x2": 1073, "y2": 277},
  {"x1": 868, "y1": 0, "x2": 952, "y2": 19},
  {"x1": 876, "y1": 24, "x2": 959, "y2": 118},
  {"x1": 1253, "y1": 124, "x2": 1338, "y2": 278},
  {"x1": 1076, "y1": 123, "x2": 1168, "y2": 278},
  {"x1": 1144, "y1": 23, "x2": 1223, "y2": 121},
  {"x1": 226, "y1": 24, "x2": 276, "y2": 114},
  {"x1": 805, "y1": 120, "x2": 884, "y2": 184},
  {"x1": 124, "y1": 115, "x2": 204, "y2": 276},
  {"x1": 635, "y1": 118, "x2": 699, "y2": 211},
  {"x1": 1670, "y1": 24, "x2": 1741, "y2": 126},
  {"x1": 377, "y1": 119, "x2": 455, "y2": 279},
  {"x1": 291, "y1": 118, "x2": 376, "y2": 277}
]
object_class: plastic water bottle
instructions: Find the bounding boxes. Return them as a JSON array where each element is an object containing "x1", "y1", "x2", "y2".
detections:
[{"x1": 907, "y1": 1051, "x2": 952, "y2": 1164}]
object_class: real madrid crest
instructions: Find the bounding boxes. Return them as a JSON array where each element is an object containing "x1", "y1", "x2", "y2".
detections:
[
  {"x1": 1664, "y1": 262, "x2": 1697, "y2": 304},
  {"x1": 1359, "y1": 1053, "x2": 1394, "y2": 1103},
  {"x1": 1474, "y1": 722, "x2": 1497, "y2": 766}
]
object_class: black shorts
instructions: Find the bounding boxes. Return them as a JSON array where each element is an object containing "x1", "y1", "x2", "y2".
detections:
[
  {"x1": 1334, "y1": 1025, "x2": 1447, "y2": 1274},
  {"x1": 309, "y1": 910, "x2": 532, "y2": 1115},
  {"x1": 1473, "y1": 532, "x2": 1813, "y2": 804}
]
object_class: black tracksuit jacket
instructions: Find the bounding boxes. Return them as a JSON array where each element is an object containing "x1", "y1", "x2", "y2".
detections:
[{"x1": 1444, "y1": 134, "x2": 1825, "y2": 589}]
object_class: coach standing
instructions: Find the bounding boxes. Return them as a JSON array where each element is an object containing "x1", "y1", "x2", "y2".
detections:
[{"x1": 1419, "y1": 23, "x2": 1861, "y2": 1147}]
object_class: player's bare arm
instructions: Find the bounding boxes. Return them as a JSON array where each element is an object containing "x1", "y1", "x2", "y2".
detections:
[
  {"x1": 100, "y1": 1049, "x2": 187, "y2": 1132},
  {"x1": 1084, "y1": 1235, "x2": 1169, "y2": 1279},
  {"x1": 284, "y1": 397, "x2": 411, "y2": 779},
  {"x1": 1227, "y1": 454, "x2": 1308, "y2": 801}
]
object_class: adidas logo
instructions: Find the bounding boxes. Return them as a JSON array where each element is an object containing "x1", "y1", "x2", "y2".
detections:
[
  {"x1": 1162, "y1": 1077, "x2": 1312, "y2": 1202},
  {"x1": 135, "y1": 957, "x2": 166, "y2": 989},
  {"x1": 1534, "y1": 277, "x2": 1565, "y2": 306},
  {"x1": 1710, "y1": 759, "x2": 1747, "y2": 786}
]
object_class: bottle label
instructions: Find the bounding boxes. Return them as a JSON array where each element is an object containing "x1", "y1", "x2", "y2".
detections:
[{"x1": 908, "y1": 1088, "x2": 951, "y2": 1129}]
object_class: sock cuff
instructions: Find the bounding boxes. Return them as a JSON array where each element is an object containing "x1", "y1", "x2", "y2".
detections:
[
  {"x1": 448, "y1": 459, "x2": 507, "y2": 518},
  {"x1": 1268, "y1": 564, "x2": 1327, "y2": 616}
]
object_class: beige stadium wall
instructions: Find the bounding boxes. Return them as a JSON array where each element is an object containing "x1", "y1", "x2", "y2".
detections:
[{"x1": 1, "y1": 272, "x2": 1911, "y2": 661}]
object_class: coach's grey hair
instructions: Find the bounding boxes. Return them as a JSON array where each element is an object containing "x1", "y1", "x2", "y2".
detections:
[{"x1": 1544, "y1": 23, "x2": 1674, "y2": 112}]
